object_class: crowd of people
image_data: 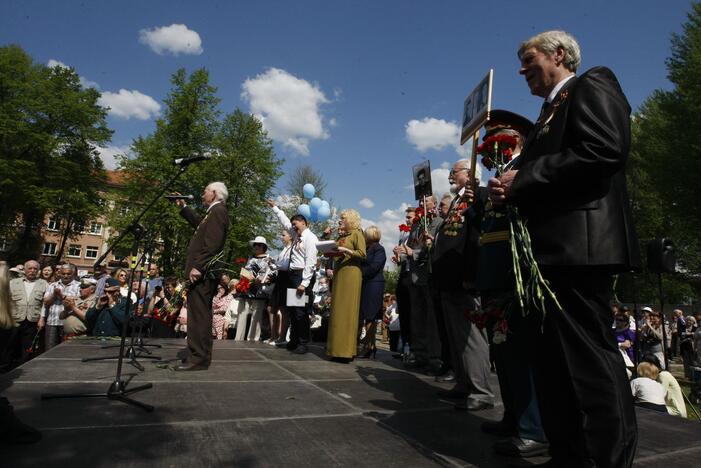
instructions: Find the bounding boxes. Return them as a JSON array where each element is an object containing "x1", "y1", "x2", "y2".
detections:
[{"x1": 2, "y1": 29, "x2": 700, "y2": 466}]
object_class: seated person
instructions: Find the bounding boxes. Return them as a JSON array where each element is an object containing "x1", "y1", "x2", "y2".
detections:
[
  {"x1": 640, "y1": 354, "x2": 687, "y2": 418},
  {"x1": 630, "y1": 361, "x2": 668, "y2": 413},
  {"x1": 84, "y1": 278, "x2": 131, "y2": 337},
  {"x1": 59, "y1": 278, "x2": 97, "y2": 339}
]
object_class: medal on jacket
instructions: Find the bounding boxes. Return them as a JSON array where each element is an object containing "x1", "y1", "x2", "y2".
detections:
[{"x1": 536, "y1": 90, "x2": 568, "y2": 140}]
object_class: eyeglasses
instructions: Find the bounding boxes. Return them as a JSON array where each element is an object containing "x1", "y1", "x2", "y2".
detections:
[{"x1": 449, "y1": 168, "x2": 468, "y2": 176}]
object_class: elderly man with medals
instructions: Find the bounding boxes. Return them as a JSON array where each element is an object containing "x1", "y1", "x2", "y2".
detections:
[{"x1": 470, "y1": 110, "x2": 549, "y2": 458}]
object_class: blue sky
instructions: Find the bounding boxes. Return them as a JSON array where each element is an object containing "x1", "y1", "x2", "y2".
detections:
[{"x1": 0, "y1": 0, "x2": 693, "y2": 251}]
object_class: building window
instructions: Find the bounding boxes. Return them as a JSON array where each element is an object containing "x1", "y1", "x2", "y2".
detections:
[
  {"x1": 73, "y1": 221, "x2": 85, "y2": 233},
  {"x1": 85, "y1": 246, "x2": 99, "y2": 259},
  {"x1": 43, "y1": 242, "x2": 57, "y2": 256},
  {"x1": 88, "y1": 222, "x2": 103, "y2": 235},
  {"x1": 68, "y1": 244, "x2": 81, "y2": 257},
  {"x1": 47, "y1": 218, "x2": 59, "y2": 231}
]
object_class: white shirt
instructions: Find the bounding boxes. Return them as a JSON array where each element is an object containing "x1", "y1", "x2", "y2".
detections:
[
  {"x1": 630, "y1": 377, "x2": 667, "y2": 405},
  {"x1": 272, "y1": 206, "x2": 318, "y2": 287},
  {"x1": 275, "y1": 244, "x2": 292, "y2": 271},
  {"x1": 23, "y1": 279, "x2": 37, "y2": 298},
  {"x1": 43, "y1": 279, "x2": 81, "y2": 326},
  {"x1": 546, "y1": 74, "x2": 576, "y2": 104}
]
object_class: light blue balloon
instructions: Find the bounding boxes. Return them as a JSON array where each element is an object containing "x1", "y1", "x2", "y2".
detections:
[
  {"x1": 321, "y1": 199, "x2": 330, "y2": 209},
  {"x1": 309, "y1": 211, "x2": 319, "y2": 222},
  {"x1": 317, "y1": 205, "x2": 331, "y2": 221},
  {"x1": 297, "y1": 204, "x2": 311, "y2": 219},
  {"x1": 303, "y1": 183, "x2": 315, "y2": 199},
  {"x1": 310, "y1": 197, "x2": 322, "y2": 213}
]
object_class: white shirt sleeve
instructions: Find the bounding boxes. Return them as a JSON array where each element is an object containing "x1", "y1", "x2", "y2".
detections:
[
  {"x1": 272, "y1": 206, "x2": 293, "y2": 231},
  {"x1": 300, "y1": 233, "x2": 318, "y2": 288}
]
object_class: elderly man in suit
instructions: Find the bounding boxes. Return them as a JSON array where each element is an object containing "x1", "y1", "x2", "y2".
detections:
[
  {"x1": 8, "y1": 260, "x2": 47, "y2": 364},
  {"x1": 173, "y1": 182, "x2": 230, "y2": 371},
  {"x1": 488, "y1": 30, "x2": 639, "y2": 467}
]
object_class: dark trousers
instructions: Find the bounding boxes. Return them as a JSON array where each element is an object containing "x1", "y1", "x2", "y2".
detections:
[
  {"x1": 388, "y1": 330, "x2": 401, "y2": 352},
  {"x1": 8, "y1": 320, "x2": 39, "y2": 364},
  {"x1": 536, "y1": 268, "x2": 637, "y2": 468},
  {"x1": 485, "y1": 294, "x2": 545, "y2": 442},
  {"x1": 287, "y1": 270, "x2": 315, "y2": 347},
  {"x1": 186, "y1": 279, "x2": 218, "y2": 365},
  {"x1": 396, "y1": 270, "x2": 412, "y2": 349},
  {"x1": 431, "y1": 286, "x2": 452, "y2": 371}
]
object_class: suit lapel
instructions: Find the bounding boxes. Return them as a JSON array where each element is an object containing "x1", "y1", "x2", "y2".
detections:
[{"x1": 521, "y1": 77, "x2": 577, "y2": 157}]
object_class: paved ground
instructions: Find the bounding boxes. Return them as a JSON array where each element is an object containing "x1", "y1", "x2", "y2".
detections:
[{"x1": 1, "y1": 339, "x2": 700, "y2": 467}]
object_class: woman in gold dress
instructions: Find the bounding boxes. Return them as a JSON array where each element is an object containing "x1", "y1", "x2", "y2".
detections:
[{"x1": 326, "y1": 209, "x2": 366, "y2": 362}]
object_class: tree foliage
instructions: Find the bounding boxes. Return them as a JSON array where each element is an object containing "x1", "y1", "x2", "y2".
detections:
[
  {"x1": 114, "y1": 68, "x2": 282, "y2": 276},
  {"x1": 0, "y1": 45, "x2": 111, "y2": 264},
  {"x1": 617, "y1": 3, "x2": 701, "y2": 306}
]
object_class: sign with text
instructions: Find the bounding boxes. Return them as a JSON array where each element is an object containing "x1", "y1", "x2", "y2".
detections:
[{"x1": 460, "y1": 69, "x2": 493, "y2": 145}]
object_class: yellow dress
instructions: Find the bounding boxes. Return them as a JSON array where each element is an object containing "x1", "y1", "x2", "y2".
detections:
[{"x1": 326, "y1": 228, "x2": 367, "y2": 358}]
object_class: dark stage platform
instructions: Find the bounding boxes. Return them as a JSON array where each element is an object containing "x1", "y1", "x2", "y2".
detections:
[{"x1": 1, "y1": 339, "x2": 700, "y2": 467}]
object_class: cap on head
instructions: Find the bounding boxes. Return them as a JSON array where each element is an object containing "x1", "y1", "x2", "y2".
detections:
[{"x1": 484, "y1": 109, "x2": 533, "y2": 139}]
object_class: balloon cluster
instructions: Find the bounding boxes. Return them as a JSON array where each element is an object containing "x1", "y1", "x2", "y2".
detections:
[{"x1": 298, "y1": 184, "x2": 331, "y2": 222}]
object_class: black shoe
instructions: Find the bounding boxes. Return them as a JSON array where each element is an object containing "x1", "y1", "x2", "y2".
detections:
[
  {"x1": 274, "y1": 339, "x2": 288, "y2": 347},
  {"x1": 494, "y1": 436, "x2": 550, "y2": 458},
  {"x1": 454, "y1": 398, "x2": 494, "y2": 411},
  {"x1": 330, "y1": 356, "x2": 353, "y2": 363},
  {"x1": 405, "y1": 358, "x2": 428, "y2": 369},
  {"x1": 176, "y1": 347, "x2": 191, "y2": 360},
  {"x1": 286, "y1": 341, "x2": 299, "y2": 351},
  {"x1": 435, "y1": 371, "x2": 456, "y2": 383},
  {"x1": 481, "y1": 420, "x2": 516, "y2": 437},
  {"x1": 172, "y1": 362, "x2": 209, "y2": 371},
  {"x1": 436, "y1": 388, "x2": 468, "y2": 399},
  {"x1": 291, "y1": 345, "x2": 308, "y2": 355}
]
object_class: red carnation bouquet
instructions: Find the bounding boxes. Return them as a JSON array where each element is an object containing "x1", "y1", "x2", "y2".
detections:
[
  {"x1": 235, "y1": 277, "x2": 251, "y2": 295},
  {"x1": 476, "y1": 133, "x2": 518, "y2": 175},
  {"x1": 398, "y1": 224, "x2": 411, "y2": 233}
]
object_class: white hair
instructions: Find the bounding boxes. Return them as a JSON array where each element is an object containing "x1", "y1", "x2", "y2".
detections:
[
  {"x1": 207, "y1": 182, "x2": 228, "y2": 202},
  {"x1": 24, "y1": 260, "x2": 40, "y2": 270},
  {"x1": 454, "y1": 158, "x2": 482, "y2": 183},
  {"x1": 518, "y1": 30, "x2": 581, "y2": 72}
]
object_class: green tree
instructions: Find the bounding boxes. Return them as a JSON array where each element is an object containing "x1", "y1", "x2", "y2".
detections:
[
  {"x1": 617, "y1": 3, "x2": 701, "y2": 306},
  {"x1": 0, "y1": 45, "x2": 112, "y2": 263},
  {"x1": 114, "y1": 68, "x2": 282, "y2": 276}
]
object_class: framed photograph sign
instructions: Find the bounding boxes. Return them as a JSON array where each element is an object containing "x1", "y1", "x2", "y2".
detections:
[
  {"x1": 460, "y1": 69, "x2": 493, "y2": 145},
  {"x1": 412, "y1": 160, "x2": 432, "y2": 201}
]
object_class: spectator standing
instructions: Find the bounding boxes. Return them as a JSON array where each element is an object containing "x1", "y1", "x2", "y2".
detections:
[
  {"x1": 40, "y1": 265, "x2": 54, "y2": 283},
  {"x1": 211, "y1": 282, "x2": 232, "y2": 340},
  {"x1": 640, "y1": 310, "x2": 666, "y2": 369},
  {"x1": 384, "y1": 297, "x2": 401, "y2": 352},
  {"x1": 326, "y1": 209, "x2": 366, "y2": 362},
  {"x1": 269, "y1": 200, "x2": 318, "y2": 355},
  {"x1": 357, "y1": 226, "x2": 385, "y2": 359},
  {"x1": 42, "y1": 264, "x2": 80, "y2": 350},
  {"x1": 8, "y1": 260, "x2": 47, "y2": 363},
  {"x1": 269, "y1": 230, "x2": 292, "y2": 345},
  {"x1": 59, "y1": 278, "x2": 97, "y2": 339}
]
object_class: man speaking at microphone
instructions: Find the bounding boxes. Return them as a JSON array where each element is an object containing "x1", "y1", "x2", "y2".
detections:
[{"x1": 171, "y1": 182, "x2": 229, "y2": 371}]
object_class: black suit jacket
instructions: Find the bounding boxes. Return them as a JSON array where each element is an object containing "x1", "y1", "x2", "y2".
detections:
[
  {"x1": 510, "y1": 67, "x2": 640, "y2": 272},
  {"x1": 181, "y1": 202, "x2": 230, "y2": 274}
]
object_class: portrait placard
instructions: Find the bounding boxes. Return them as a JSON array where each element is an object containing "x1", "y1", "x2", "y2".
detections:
[
  {"x1": 460, "y1": 69, "x2": 493, "y2": 145},
  {"x1": 412, "y1": 160, "x2": 432, "y2": 201}
]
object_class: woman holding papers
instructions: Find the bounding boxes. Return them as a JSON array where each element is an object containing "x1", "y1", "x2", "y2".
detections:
[{"x1": 326, "y1": 209, "x2": 366, "y2": 362}]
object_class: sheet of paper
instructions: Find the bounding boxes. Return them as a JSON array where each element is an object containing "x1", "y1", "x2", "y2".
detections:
[
  {"x1": 315, "y1": 240, "x2": 338, "y2": 254},
  {"x1": 286, "y1": 288, "x2": 308, "y2": 307}
]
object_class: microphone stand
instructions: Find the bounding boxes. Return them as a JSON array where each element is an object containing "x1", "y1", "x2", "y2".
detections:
[{"x1": 41, "y1": 163, "x2": 192, "y2": 412}]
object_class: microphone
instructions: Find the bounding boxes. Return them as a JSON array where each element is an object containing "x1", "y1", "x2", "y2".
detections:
[
  {"x1": 164, "y1": 194, "x2": 194, "y2": 201},
  {"x1": 173, "y1": 154, "x2": 212, "y2": 166}
]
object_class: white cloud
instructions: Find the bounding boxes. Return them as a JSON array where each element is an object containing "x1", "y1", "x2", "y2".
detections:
[
  {"x1": 98, "y1": 89, "x2": 161, "y2": 120},
  {"x1": 405, "y1": 117, "x2": 467, "y2": 156},
  {"x1": 431, "y1": 166, "x2": 453, "y2": 199},
  {"x1": 139, "y1": 24, "x2": 203, "y2": 56},
  {"x1": 359, "y1": 198, "x2": 375, "y2": 209},
  {"x1": 47, "y1": 59, "x2": 100, "y2": 89},
  {"x1": 241, "y1": 68, "x2": 330, "y2": 155},
  {"x1": 94, "y1": 145, "x2": 131, "y2": 170}
]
